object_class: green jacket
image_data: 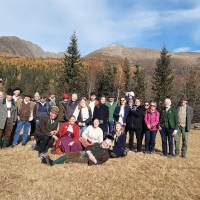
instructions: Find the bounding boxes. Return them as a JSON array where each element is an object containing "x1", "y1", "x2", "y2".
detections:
[
  {"x1": 105, "y1": 101, "x2": 117, "y2": 122},
  {"x1": 159, "y1": 107, "x2": 178, "y2": 130}
]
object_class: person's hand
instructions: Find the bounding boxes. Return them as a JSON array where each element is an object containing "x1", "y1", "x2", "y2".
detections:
[
  {"x1": 110, "y1": 146, "x2": 113, "y2": 150},
  {"x1": 87, "y1": 138, "x2": 92, "y2": 143},
  {"x1": 123, "y1": 123, "x2": 126, "y2": 126},
  {"x1": 17, "y1": 116, "x2": 20, "y2": 120},
  {"x1": 82, "y1": 122, "x2": 85, "y2": 126},
  {"x1": 172, "y1": 131, "x2": 177, "y2": 137},
  {"x1": 158, "y1": 126, "x2": 162, "y2": 131},
  {"x1": 68, "y1": 142, "x2": 74, "y2": 146},
  {"x1": 147, "y1": 124, "x2": 151, "y2": 130},
  {"x1": 78, "y1": 122, "x2": 82, "y2": 126},
  {"x1": 50, "y1": 131, "x2": 55, "y2": 136},
  {"x1": 119, "y1": 113, "x2": 122, "y2": 116}
]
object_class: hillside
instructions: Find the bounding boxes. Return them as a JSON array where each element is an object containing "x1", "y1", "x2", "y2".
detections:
[{"x1": 0, "y1": 36, "x2": 64, "y2": 58}]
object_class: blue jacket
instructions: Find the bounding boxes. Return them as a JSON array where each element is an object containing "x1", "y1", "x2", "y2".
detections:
[{"x1": 113, "y1": 106, "x2": 130, "y2": 123}]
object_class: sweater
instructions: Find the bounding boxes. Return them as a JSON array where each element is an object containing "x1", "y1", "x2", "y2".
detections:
[
  {"x1": 144, "y1": 109, "x2": 160, "y2": 130},
  {"x1": 105, "y1": 101, "x2": 117, "y2": 122}
]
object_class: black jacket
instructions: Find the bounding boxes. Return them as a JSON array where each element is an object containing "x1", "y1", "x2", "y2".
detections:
[{"x1": 126, "y1": 105, "x2": 145, "y2": 130}]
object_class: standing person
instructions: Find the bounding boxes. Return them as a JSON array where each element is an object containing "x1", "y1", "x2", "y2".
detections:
[
  {"x1": 87, "y1": 92, "x2": 99, "y2": 117},
  {"x1": 34, "y1": 94, "x2": 50, "y2": 127},
  {"x1": 0, "y1": 91, "x2": 4, "y2": 99},
  {"x1": 48, "y1": 91, "x2": 59, "y2": 107},
  {"x1": 73, "y1": 97, "x2": 92, "y2": 135},
  {"x1": 159, "y1": 99, "x2": 178, "y2": 158},
  {"x1": 174, "y1": 95, "x2": 193, "y2": 158},
  {"x1": 113, "y1": 97, "x2": 130, "y2": 130},
  {"x1": 55, "y1": 115, "x2": 82, "y2": 155},
  {"x1": 58, "y1": 93, "x2": 69, "y2": 125},
  {"x1": 126, "y1": 97, "x2": 145, "y2": 153},
  {"x1": 12, "y1": 87, "x2": 22, "y2": 102},
  {"x1": 30, "y1": 92, "x2": 41, "y2": 141},
  {"x1": 0, "y1": 88, "x2": 17, "y2": 148},
  {"x1": 144, "y1": 101, "x2": 160, "y2": 154},
  {"x1": 64, "y1": 93, "x2": 79, "y2": 121},
  {"x1": 11, "y1": 94, "x2": 35, "y2": 147},
  {"x1": 110, "y1": 122, "x2": 126, "y2": 157},
  {"x1": 93, "y1": 96, "x2": 109, "y2": 139},
  {"x1": 105, "y1": 93, "x2": 117, "y2": 133},
  {"x1": 34, "y1": 106, "x2": 59, "y2": 157}
]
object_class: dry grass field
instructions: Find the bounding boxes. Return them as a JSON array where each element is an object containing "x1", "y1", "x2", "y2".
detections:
[{"x1": 0, "y1": 129, "x2": 200, "y2": 200}]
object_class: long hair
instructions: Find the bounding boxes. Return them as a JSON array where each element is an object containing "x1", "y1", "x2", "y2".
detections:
[
  {"x1": 114, "y1": 122, "x2": 124, "y2": 136},
  {"x1": 117, "y1": 97, "x2": 127, "y2": 107},
  {"x1": 78, "y1": 97, "x2": 91, "y2": 110}
]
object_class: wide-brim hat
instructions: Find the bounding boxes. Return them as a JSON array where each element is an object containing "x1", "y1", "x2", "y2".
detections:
[
  {"x1": 6, "y1": 88, "x2": 14, "y2": 96},
  {"x1": 50, "y1": 106, "x2": 59, "y2": 115},
  {"x1": 180, "y1": 95, "x2": 188, "y2": 101},
  {"x1": 13, "y1": 87, "x2": 22, "y2": 93},
  {"x1": 108, "y1": 93, "x2": 115, "y2": 98}
]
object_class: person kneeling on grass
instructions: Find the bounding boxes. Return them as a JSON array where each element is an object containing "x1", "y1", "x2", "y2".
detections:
[{"x1": 41, "y1": 135, "x2": 114, "y2": 166}]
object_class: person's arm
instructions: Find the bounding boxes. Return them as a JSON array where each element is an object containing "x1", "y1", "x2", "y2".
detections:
[
  {"x1": 151, "y1": 112, "x2": 160, "y2": 128},
  {"x1": 98, "y1": 128, "x2": 103, "y2": 143},
  {"x1": 82, "y1": 126, "x2": 90, "y2": 140},
  {"x1": 88, "y1": 150, "x2": 110, "y2": 165},
  {"x1": 72, "y1": 124, "x2": 80, "y2": 143},
  {"x1": 84, "y1": 109, "x2": 92, "y2": 125},
  {"x1": 130, "y1": 107, "x2": 144, "y2": 117},
  {"x1": 113, "y1": 107, "x2": 119, "y2": 117}
]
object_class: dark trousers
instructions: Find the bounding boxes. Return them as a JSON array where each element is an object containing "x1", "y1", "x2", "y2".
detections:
[
  {"x1": 30, "y1": 120, "x2": 36, "y2": 137},
  {"x1": 0, "y1": 118, "x2": 11, "y2": 139},
  {"x1": 145, "y1": 130, "x2": 157, "y2": 152},
  {"x1": 36, "y1": 135, "x2": 50, "y2": 154},
  {"x1": 129, "y1": 129, "x2": 142, "y2": 152},
  {"x1": 160, "y1": 127, "x2": 174, "y2": 156}
]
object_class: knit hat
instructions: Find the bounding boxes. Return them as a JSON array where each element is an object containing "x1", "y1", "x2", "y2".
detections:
[
  {"x1": 6, "y1": 88, "x2": 14, "y2": 96},
  {"x1": 129, "y1": 91, "x2": 135, "y2": 96},
  {"x1": 13, "y1": 87, "x2": 22, "y2": 93},
  {"x1": 62, "y1": 93, "x2": 69, "y2": 99},
  {"x1": 50, "y1": 106, "x2": 59, "y2": 115},
  {"x1": 34, "y1": 92, "x2": 40, "y2": 97}
]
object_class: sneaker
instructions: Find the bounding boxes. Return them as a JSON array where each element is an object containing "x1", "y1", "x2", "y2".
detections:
[
  {"x1": 136, "y1": 152, "x2": 141, "y2": 154},
  {"x1": 160, "y1": 153, "x2": 167, "y2": 156},
  {"x1": 28, "y1": 144, "x2": 36, "y2": 151},
  {"x1": 30, "y1": 136, "x2": 35, "y2": 141},
  {"x1": 150, "y1": 151, "x2": 154, "y2": 154},
  {"x1": 22, "y1": 143, "x2": 26, "y2": 146},
  {"x1": 38, "y1": 153, "x2": 46, "y2": 158},
  {"x1": 11, "y1": 145, "x2": 16, "y2": 148},
  {"x1": 168, "y1": 154, "x2": 174, "y2": 159},
  {"x1": 144, "y1": 151, "x2": 149, "y2": 154},
  {"x1": 181, "y1": 154, "x2": 186, "y2": 158},
  {"x1": 174, "y1": 153, "x2": 179, "y2": 157},
  {"x1": 41, "y1": 157, "x2": 47, "y2": 164}
]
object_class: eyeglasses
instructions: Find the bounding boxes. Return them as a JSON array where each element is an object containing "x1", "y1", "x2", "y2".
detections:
[
  {"x1": 145, "y1": 104, "x2": 149, "y2": 106},
  {"x1": 150, "y1": 105, "x2": 156, "y2": 107},
  {"x1": 41, "y1": 97, "x2": 46, "y2": 99}
]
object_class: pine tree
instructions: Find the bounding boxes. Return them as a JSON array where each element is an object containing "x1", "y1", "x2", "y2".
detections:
[
  {"x1": 152, "y1": 45, "x2": 174, "y2": 109},
  {"x1": 133, "y1": 63, "x2": 146, "y2": 101},
  {"x1": 61, "y1": 32, "x2": 86, "y2": 95},
  {"x1": 122, "y1": 58, "x2": 131, "y2": 91},
  {"x1": 97, "y1": 61, "x2": 117, "y2": 97}
]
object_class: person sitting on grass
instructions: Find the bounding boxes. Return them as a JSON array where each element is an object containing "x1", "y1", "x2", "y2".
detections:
[
  {"x1": 109, "y1": 122, "x2": 127, "y2": 158},
  {"x1": 41, "y1": 135, "x2": 114, "y2": 166}
]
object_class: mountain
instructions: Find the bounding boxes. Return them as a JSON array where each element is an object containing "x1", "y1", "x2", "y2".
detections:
[
  {"x1": 0, "y1": 36, "x2": 64, "y2": 58},
  {"x1": 85, "y1": 43, "x2": 200, "y2": 71}
]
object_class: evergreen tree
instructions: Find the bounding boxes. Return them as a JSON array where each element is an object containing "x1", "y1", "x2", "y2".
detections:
[
  {"x1": 61, "y1": 32, "x2": 86, "y2": 95},
  {"x1": 133, "y1": 63, "x2": 146, "y2": 101},
  {"x1": 152, "y1": 45, "x2": 174, "y2": 109},
  {"x1": 97, "y1": 61, "x2": 117, "y2": 97},
  {"x1": 122, "y1": 58, "x2": 131, "y2": 91}
]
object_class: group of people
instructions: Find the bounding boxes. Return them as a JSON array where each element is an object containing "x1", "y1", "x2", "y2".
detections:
[{"x1": 0, "y1": 87, "x2": 193, "y2": 167}]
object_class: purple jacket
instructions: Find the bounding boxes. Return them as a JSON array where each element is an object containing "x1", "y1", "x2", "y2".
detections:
[{"x1": 144, "y1": 109, "x2": 160, "y2": 131}]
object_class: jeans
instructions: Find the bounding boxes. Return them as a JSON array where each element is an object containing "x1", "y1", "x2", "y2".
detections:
[
  {"x1": 80, "y1": 126, "x2": 88, "y2": 136},
  {"x1": 160, "y1": 127, "x2": 174, "y2": 156},
  {"x1": 108, "y1": 121, "x2": 115, "y2": 133},
  {"x1": 145, "y1": 130, "x2": 157, "y2": 152},
  {"x1": 12, "y1": 120, "x2": 31, "y2": 145},
  {"x1": 174, "y1": 126, "x2": 189, "y2": 155},
  {"x1": 129, "y1": 129, "x2": 142, "y2": 152}
]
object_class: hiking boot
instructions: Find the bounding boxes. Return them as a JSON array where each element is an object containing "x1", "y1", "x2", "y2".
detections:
[
  {"x1": 38, "y1": 153, "x2": 46, "y2": 158},
  {"x1": 30, "y1": 136, "x2": 35, "y2": 141},
  {"x1": 181, "y1": 153, "x2": 187, "y2": 158},
  {"x1": 44, "y1": 155, "x2": 53, "y2": 166},
  {"x1": 28, "y1": 144, "x2": 36, "y2": 151}
]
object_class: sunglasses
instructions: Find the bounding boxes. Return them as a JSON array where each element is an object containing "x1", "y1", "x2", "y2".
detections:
[{"x1": 145, "y1": 104, "x2": 149, "y2": 106}]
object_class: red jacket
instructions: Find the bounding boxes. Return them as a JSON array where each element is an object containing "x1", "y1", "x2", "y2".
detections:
[
  {"x1": 55, "y1": 122, "x2": 80, "y2": 155},
  {"x1": 144, "y1": 109, "x2": 160, "y2": 130}
]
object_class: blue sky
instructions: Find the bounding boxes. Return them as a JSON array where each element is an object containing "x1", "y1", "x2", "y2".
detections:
[{"x1": 1, "y1": 0, "x2": 200, "y2": 56}]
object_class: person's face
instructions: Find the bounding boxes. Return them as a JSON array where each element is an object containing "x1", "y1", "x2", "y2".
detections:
[
  {"x1": 63, "y1": 98, "x2": 68, "y2": 102},
  {"x1": 128, "y1": 102, "x2": 133, "y2": 107},
  {"x1": 101, "y1": 139, "x2": 110, "y2": 149},
  {"x1": 40, "y1": 97, "x2": 46, "y2": 103},
  {"x1": 150, "y1": 105, "x2": 156, "y2": 111},
  {"x1": 129, "y1": 95, "x2": 133, "y2": 99},
  {"x1": 135, "y1": 99, "x2": 141, "y2": 106},
  {"x1": 34, "y1": 96, "x2": 40, "y2": 102},
  {"x1": 100, "y1": 97, "x2": 106, "y2": 104},
  {"x1": 120, "y1": 98, "x2": 126, "y2": 105},
  {"x1": 164, "y1": 100, "x2": 171, "y2": 108},
  {"x1": 69, "y1": 117, "x2": 76, "y2": 125},
  {"x1": 90, "y1": 95, "x2": 96, "y2": 101},
  {"x1": 109, "y1": 98, "x2": 114, "y2": 102},
  {"x1": 93, "y1": 119, "x2": 100, "y2": 128},
  {"x1": 50, "y1": 94, "x2": 55, "y2": 99},
  {"x1": 72, "y1": 94, "x2": 77, "y2": 101},
  {"x1": 115, "y1": 124, "x2": 122, "y2": 132},
  {"x1": 6, "y1": 94, "x2": 12, "y2": 101},
  {"x1": 144, "y1": 102, "x2": 149, "y2": 109},
  {"x1": 80, "y1": 99, "x2": 86, "y2": 106},
  {"x1": 14, "y1": 90, "x2": 20, "y2": 97},
  {"x1": 50, "y1": 112, "x2": 57, "y2": 119},
  {"x1": 24, "y1": 96, "x2": 31, "y2": 102},
  {"x1": 0, "y1": 93, "x2": 4, "y2": 99},
  {"x1": 181, "y1": 100, "x2": 187, "y2": 106}
]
